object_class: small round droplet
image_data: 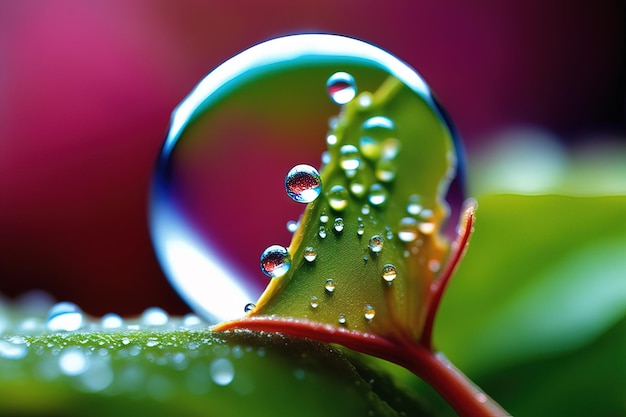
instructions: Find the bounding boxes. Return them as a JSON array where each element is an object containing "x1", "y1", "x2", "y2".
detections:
[
  {"x1": 304, "y1": 247, "x2": 317, "y2": 262},
  {"x1": 369, "y1": 235, "x2": 384, "y2": 253},
  {"x1": 357, "y1": 222, "x2": 365, "y2": 236},
  {"x1": 286, "y1": 220, "x2": 298, "y2": 233},
  {"x1": 339, "y1": 145, "x2": 361, "y2": 171},
  {"x1": 326, "y1": 134, "x2": 338, "y2": 146},
  {"x1": 260, "y1": 245, "x2": 291, "y2": 278},
  {"x1": 407, "y1": 195, "x2": 422, "y2": 215},
  {"x1": 46, "y1": 302, "x2": 84, "y2": 332},
  {"x1": 398, "y1": 217, "x2": 419, "y2": 242},
  {"x1": 361, "y1": 204, "x2": 371, "y2": 215},
  {"x1": 418, "y1": 210, "x2": 436, "y2": 234},
  {"x1": 210, "y1": 358, "x2": 235, "y2": 386},
  {"x1": 349, "y1": 181, "x2": 366, "y2": 197},
  {"x1": 318, "y1": 226, "x2": 327, "y2": 239},
  {"x1": 328, "y1": 185, "x2": 349, "y2": 211},
  {"x1": 310, "y1": 296, "x2": 319, "y2": 309},
  {"x1": 375, "y1": 159, "x2": 397, "y2": 182},
  {"x1": 338, "y1": 315, "x2": 347, "y2": 325},
  {"x1": 244, "y1": 303, "x2": 256, "y2": 313},
  {"x1": 368, "y1": 183, "x2": 388, "y2": 206},
  {"x1": 360, "y1": 116, "x2": 396, "y2": 160},
  {"x1": 325, "y1": 279, "x2": 336, "y2": 293},
  {"x1": 358, "y1": 92, "x2": 373, "y2": 108},
  {"x1": 320, "y1": 213, "x2": 329, "y2": 224},
  {"x1": 285, "y1": 164, "x2": 322, "y2": 203},
  {"x1": 101, "y1": 313, "x2": 123, "y2": 330},
  {"x1": 428, "y1": 259, "x2": 441, "y2": 273},
  {"x1": 326, "y1": 72, "x2": 356, "y2": 105},
  {"x1": 364, "y1": 304, "x2": 376, "y2": 321},
  {"x1": 333, "y1": 217, "x2": 344, "y2": 233},
  {"x1": 142, "y1": 307, "x2": 169, "y2": 326},
  {"x1": 382, "y1": 264, "x2": 397, "y2": 282}
]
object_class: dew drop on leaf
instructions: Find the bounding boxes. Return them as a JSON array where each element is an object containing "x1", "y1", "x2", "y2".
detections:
[
  {"x1": 326, "y1": 71, "x2": 357, "y2": 105},
  {"x1": 46, "y1": 302, "x2": 84, "y2": 332},
  {"x1": 244, "y1": 303, "x2": 256, "y2": 313},
  {"x1": 285, "y1": 164, "x2": 322, "y2": 203},
  {"x1": 333, "y1": 217, "x2": 345, "y2": 233},
  {"x1": 328, "y1": 185, "x2": 349, "y2": 211},
  {"x1": 325, "y1": 279, "x2": 336, "y2": 293},
  {"x1": 303, "y1": 247, "x2": 317, "y2": 262},
  {"x1": 364, "y1": 304, "x2": 376, "y2": 321},
  {"x1": 260, "y1": 245, "x2": 291, "y2": 278},
  {"x1": 382, "y1": 264, "x2": 397, "y2": 282},
  {"x1": 368, "y1": 183, "x2": 388, "y2": 206},
  {"x1": 368, "y1": 235, "x2": 384, "y2": 254}
]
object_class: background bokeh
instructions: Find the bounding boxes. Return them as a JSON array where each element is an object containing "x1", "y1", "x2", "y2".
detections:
[{"x1": 0, "y1": 0, "x2": 624, "y2": 317}]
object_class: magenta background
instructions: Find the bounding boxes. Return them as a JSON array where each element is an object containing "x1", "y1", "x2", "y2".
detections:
[{"x1": 0, "y1": 1, "x2": 623, "y2": 316}]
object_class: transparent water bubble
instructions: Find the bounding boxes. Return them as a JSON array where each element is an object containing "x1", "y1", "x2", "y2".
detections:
[
  {"x1": 285, "y1": 164, "x2": 322, "y2": 203},
  {"x1": 244, "y1": 303, "x2": 256, "y2": 313},
  {"x1": 328, "y1": 185, "x2": 349, "y2": 211},
  {"x1": 46, "y1": 302, "x2": 84, "y2": 332},
  {"x1": 101, "y1": 313, "x2": 124, "y2": 330},
  {"x1": 210, "y1": 358, "x2": 235, "y2": 386},
  {"x1": 333, "y1": 217, "x2": 345, "y2": 233},
  {"x1": 141, "y1": 307, "x2": 169, "y2": 326},
  {"x1": 325, "y1": 279, "x2": 336, "y2": 293},
  {"x1": 149, "y1": 34, "x2": 464, "y2": 324},
  {"x1": 0, "y1": 339, "x2": 28, "y2": 360},
  {"x1": 364, "y1": 304, "x2": 376, "y2": 321},
  {"x1": 310, "y1": 296, "x2": 319, "y2": 309},
  {"x1": 326, "y1": 72, "x2": 357, "y2": 105},
  {"x1": 338, "y1": 314, "x2": 347, "y2": 325},
  {"x1": 318, "y1": 226, "x2": 327, "y2": 239},
  {"x1": 368, "y1": 183, "x2": 388, "y2": 206},
  {"x1": 59, "y1": 347, "x2": 88, "y2": 376},
  {"x1": 303, "y1": 247, "x2": 317, "y2": 262},
  {"x1": 368, "y1": 235, "x2": 384, "y2": 253},
  {"x1": 398, "y1": 217, "x2": 419, "y2": 242},
  {"x1": 260, "y1": 245, "x2": 291, "y2": 278},
  {"x1": 339, "y1": 145, "x2": 361, "y2": 171},
  {"x1": 382, "y1": 264, "x2": 397, "y2": 282}
]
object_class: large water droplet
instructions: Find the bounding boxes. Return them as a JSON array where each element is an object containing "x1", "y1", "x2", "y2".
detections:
[
  {"x1": 142, "y1": 307, "x2": 169, "y2": 326},
  {"x1": 149, "y1": 34, "x2": 464, "y2": 324},
  {"x1": 328, "y1": 185, "x2": 349, "y2": 211},
  {"x1": 101, "y1": 313, "x2": 124, "y2": 330},
  {"x1": 46, "y1": 302, "x2": 84, "y2": 332},
  {"x1": 326, "y1": 72, "x2": 357, "y2": 105},
  {"x1": 260, "y1": 245, "x2": 291, "y2": 278},
  {"x1": 285, "y1": 164, "x2": 322, "y2": 203},
  {"x1": 244, "y1": 303, "x2": 256, "y2": 313},
  {"x1": 382, "y1": 264, "x2": 397, "y2": 282},
  {"x1": 0, "y1": 339, "x2": 28, "y2": 360},
  {"x1": 310, "y1": 296, "x2": 319, "y2": 309}
]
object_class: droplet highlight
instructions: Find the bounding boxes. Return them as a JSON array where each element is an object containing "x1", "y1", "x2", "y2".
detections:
[
  {"x1": 46, "y1": 302, "x2": 84, "y2": 332},
  {"x1": 244, "y1": 303, "x2": 256, "y2": 313},
  {"x1": 310, "y1": 296, "x2": 319, "y2": 309}
]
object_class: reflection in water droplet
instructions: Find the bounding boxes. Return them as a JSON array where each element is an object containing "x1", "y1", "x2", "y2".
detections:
[
  {"x1": 338, "y1": 315, "x2": 347, "y2": 325},
  {"x1": 101, "y1": 313, "x2": 123, "y2": 330},
  {"x1": 326, "y1": 72, "x2": 357, "y2": 105},
  {"x1": 0, "y1": 339, "x2": 28, "y2": 359},
  {"x1": 333, "y1": 217, "x2": 344, "y2": 233},
  {"x1": 149, "y1": 34, "x2": 463, "y2": 324},
  {"x1": 46, "y1": 302, "x2": 84, "y2": 332},
  {"x1": 328, "y1": 185, "x2": 349, "y2": 211},
  {"x1": 260, "y1": 245, "x2": 291, "y2": 278},
  {"x1": 244, "y1": 303, "x2": 256, "y2": 313},
  {"x1": 339, "y1": 145, "x2": 361, "y2": 171},
  {"x1": 210, "y1": 358, "x2": 235, "y2": 386},
  {"x1": 369, "y1": 235, "x2": 384, "y2": 253},
  {"x1": 361, "y1": 204, "x2": 371, "y2": 215},
  {"x1": 368, "y1": 184, "x2": 388, "y2": 206},
  {"x1": 318, "y1": 226, "x2": 327, "y2": 239},
  {"x1": 382, "y1": 264, "x2": 397, "y2": 282},
  {"x1": 142, "y1": 307, "x2": 169, "y2": 326},
  {"x1": 320, "y1": 213, "x2": 329, "y2": 224},
  {"x1": 364, "y1": 304, "x2": 376, "y2": 321},
  {"x1": 310, "y1": 296, "x2": 319, "y2": 309},
  {"x1": 398, "y1": 217, "x2": 419, "y2": 242},
  {"x1": 285, "y1": 164, "x2": 322, "y2": 203},
  {"x1": 325, "y1": 279, "x2": 336, "y2": 293},
  {"x1": 304, "y1": 247, "x2": 317, "y2": 262},
  {"x1": 357, "y1": 221, "x2": 365, "y2": 236}
]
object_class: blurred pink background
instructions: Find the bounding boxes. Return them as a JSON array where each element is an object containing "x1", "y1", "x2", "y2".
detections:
[{"x1": 0, "y1": 0, "x2": 623, "y2": 316}]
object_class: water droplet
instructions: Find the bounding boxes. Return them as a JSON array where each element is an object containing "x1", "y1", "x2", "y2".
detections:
[
  {"x1": 428, "y1": 259, "x2": 441, "y2": 273},
  {"x1": 321, "y1": 151, "x2": 331, "y2": 166},
  {"x1": 328, "y1": 185, "x2": 349, "y2": 211},
  {"x1": 260, "y1": 245, "x2": 291, "y2": 278},
  {"x1": 310, "y1": 296, "x2": 319, "y2": 309},
  {"x1": 303, "y1": 247, "x2": 317, "y2": 262},
  {"x1": 333, "y1": 217, "x2": 344, "y2": 233},
  {"x1": 407, "y1": 195, "x2": 423, "y2": 215},
  {"x1": 398, "y1": 217, "x2": 419, "y2": 242},
  {"x1": 0, "y1": 339, "x2": 28, "y2": 360},
  {"x1": 210, "y1": 357, "x2": 235, "y2": 386},
  {"x1": 149, "y1": 34, "x2": 464, "y2": 324},
  {"x1": 382, "y1": 264, "x2": 397, "y2": 282},
  {"x1": 338, "y1": 315, "x2": 347, "y2": 325},
  {"x1": 357, "y1": 222, "x2": 365, "y2": 237},
  {"x1": 146, "y1": 337, "x2": 160, "y2": 347},
  {"x1": 368, "y1": 235, "x2": 384, "y2": 253},
  {"x1": 363, "y1": 115, "x2": 395, "y2": 132},
  {"x1": 244, "y1": 303, "x2": 256, "y2": 313},
  {"x1": 121, "y1": 337, "x2": 131, "y2": 345},
  {"x1": 286, "y1": 220, "x2": 298, "y2": 233},
  {"x1": 325, "y1": 279, "x2": 336, "y2": 293},
  {"x1": 320, "y1": 213, "x2": 329, "y2": 223},
  {"x1": 349, "y1": 181, "x2": 366, "y2": 197},
  {"x1": 381, "y1": 138, "x2": 401, "y2": 160},
  {"x1": 339, "y1": 145, "x2": 361, "y2": 171},
  {"x1": 285, "y1": 164, "x2": 322, "y2": 203},
  {"x1": 368, "y1": 184, "x2": 388, "y2": 206},
  {"x1": 101, "y1": 313, "x2": 123, "y2": 330},
  {"x1": 360, "y1": 116, "x2": 396, "y2": 160},
  {"x1": 361, "y1": 204, "x2": 371, "y2": 215},
  {"x1": 326, "y1": 134, "x2": 338, "y2": 146},
  {"x1": 318, "y1": 226, "x2": 327, "y2": 239},
  {"x1": 46, "y1": 302, "x2": 84, "y2": 332},
  {"x1": 375, "y1": 159, "x2": 397, "y2": 182},
  {"x1": 326, "y1": 72, "x2": 356, "y2": 105},
  {"x1": 364, "y1": 304, "x2": 376, "y2": 321},
  {"x1": 59, "y1": 347, "x2": 88, "y2": 376},
  {"x1": 142, "y1": 307, "x2": 169, "y2": 326},
  {"x1": 183, "y1": 314, "x2": 203, "y2": 327},
  {"x1": 358, "y1": 92, "x2": 373, "y2": 107}
]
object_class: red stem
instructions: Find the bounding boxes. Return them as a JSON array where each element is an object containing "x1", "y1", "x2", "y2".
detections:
[
  {"x1": 214, "y1": 317, "x2": 509, "y2": 416},
  {"x1": 421, "y1": 201, "x2": 476, "y2": 350}
]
